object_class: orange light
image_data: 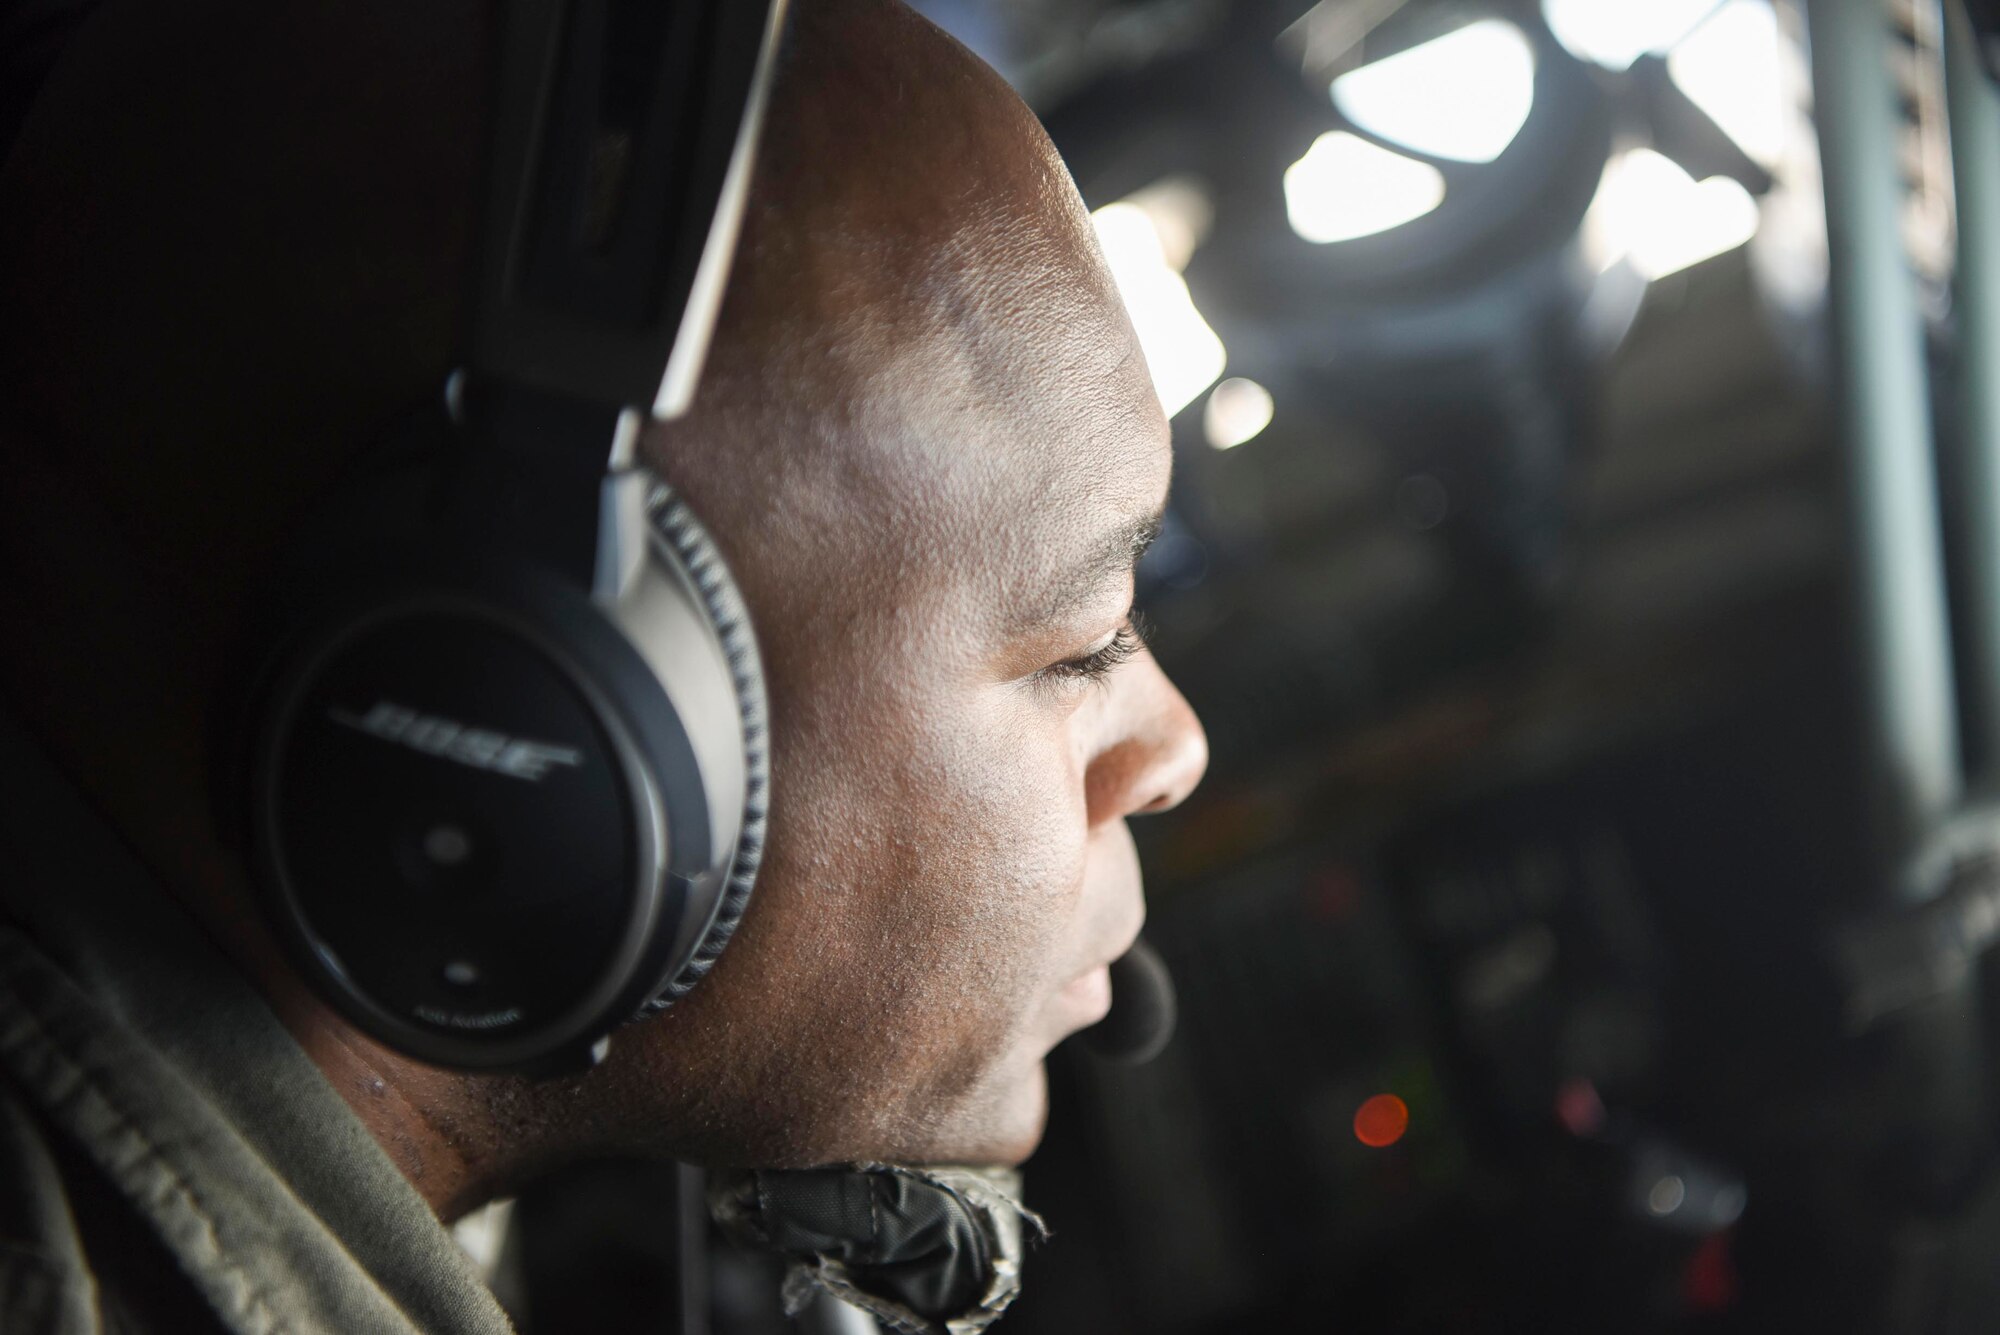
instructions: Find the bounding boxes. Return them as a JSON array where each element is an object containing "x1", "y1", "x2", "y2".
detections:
[{"x1": 1353, "y1": 1093, "x2": 1410, "y2": 1148}]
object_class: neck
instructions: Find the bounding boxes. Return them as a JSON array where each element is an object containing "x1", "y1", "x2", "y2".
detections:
[
  {"x1": 280, "y1": 992, "x2": 496, "y2": 1219},
  {"x1": 152, "y1": 809, "x2": 537, "y2": 1219},
  {"x1": 188, "y1": 858, "x2": 550, "y2": 1218}
]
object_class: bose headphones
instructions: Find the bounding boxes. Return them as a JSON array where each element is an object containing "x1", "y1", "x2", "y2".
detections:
[{"x1": 237, "y1": 0, "x2": 789, "y2": 1074}]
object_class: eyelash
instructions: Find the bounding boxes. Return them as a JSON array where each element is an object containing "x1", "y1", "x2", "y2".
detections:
[{"x1": 1035, "y1": 614, "x2": 1150, "y2": 690}]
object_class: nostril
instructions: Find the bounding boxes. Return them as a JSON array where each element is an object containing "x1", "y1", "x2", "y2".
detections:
[
  {"x1": 1135, "y1": 715, "x2": 1207, "y2": 816},
  {"x1": 1086, "y1": 679, "x2": 1210, "y2": 822}
]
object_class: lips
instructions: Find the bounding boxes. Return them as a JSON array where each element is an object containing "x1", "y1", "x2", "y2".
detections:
[
  {"x1": 1055, "y1": 963, "x2": 1114, "y2": 1030},
  {"x1": 1050, "y1": 831, "x2": 1146, "y2": 1039}
]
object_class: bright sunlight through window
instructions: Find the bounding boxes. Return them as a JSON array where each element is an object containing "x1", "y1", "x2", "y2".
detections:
[
  {"x1": 1331, "y1": 19, "x2": 1536, "y2": 164},
  {"x1": 1542, "y1": 0, "x2": 1719, "y2": 71},
  {"x1": 1285, "y1": 132, "x2": 1447, "y2": 245},
  {"x1": 1582, "y1": 148, "x2": 1761, "y2": 280},
  {"x1": 1668, "y1": 0, "x2": 1786, "y2": 169},
  {"x1": 1091, "y1": 200, "x2": 1227, "y2": 419}
]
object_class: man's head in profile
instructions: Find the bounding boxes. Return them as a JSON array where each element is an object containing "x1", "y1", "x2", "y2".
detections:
[{"x1": 0, "y1": 0, "x2": 1205, "y2": 1269}]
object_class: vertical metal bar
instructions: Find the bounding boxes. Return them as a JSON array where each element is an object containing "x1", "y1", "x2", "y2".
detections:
[
  {"x1": 1814, "y1": 4, "x2": 1988, "y2": 1238},
  {"x1": 1810, "y1": 0, "x2": 1964, "y2": 881},
  {"x1": 1945, "y1": 0, "x2": 2000, "y2": 780},
  {"x1": 676, "y1": 1162, "x2": 711, "y2": 1335}
]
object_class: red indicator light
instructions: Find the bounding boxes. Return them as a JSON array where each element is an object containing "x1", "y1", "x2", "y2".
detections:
[
  {"x1": 1682, "y1": 1232, "x2": 1739, "y2": 1313},
  {"x1": 1555, "y1": 1077, "x2": 1606, "y2": 1137},
  {"x1": 1353, "y1": 1093, "x2": 1409, "y2": 1148}
]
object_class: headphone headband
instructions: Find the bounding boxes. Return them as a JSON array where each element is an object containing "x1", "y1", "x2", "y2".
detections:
[{"x1": 471, "y1": 0, "x2": 788, "y2": 418}]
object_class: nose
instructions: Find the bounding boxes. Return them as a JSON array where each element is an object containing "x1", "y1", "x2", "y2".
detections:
[{"x1": 1085, "y1": 655, "x2": 1208, "y2": 825}]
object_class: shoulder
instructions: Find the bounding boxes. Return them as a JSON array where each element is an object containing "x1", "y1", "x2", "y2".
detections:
[{"x1": 0, "y1": 1074, "x2": 222, "y2": 1335}]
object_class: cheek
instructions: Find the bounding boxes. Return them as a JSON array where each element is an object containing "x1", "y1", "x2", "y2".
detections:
[
  {"x1": 756, "y1": 685, "x2": 1091, "y2": 1077},
  {"x1": 925, "y1": 688, "x2": 1090, "y2": 926},
  {"x1": 804, "y1": 695, "x2": 1088, "y2": 1031},
  {"x1": 853, "y1": 691, "x2": 1089, "y2": 1013}
]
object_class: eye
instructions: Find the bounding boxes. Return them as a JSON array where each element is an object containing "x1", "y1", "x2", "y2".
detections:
[{"x1": 1032, "y1": 614, "x2": 1151, "y2": 692}]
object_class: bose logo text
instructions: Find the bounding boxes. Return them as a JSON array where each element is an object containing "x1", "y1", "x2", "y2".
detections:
[{"x1": 327, "y1": 702, "x2": 585, "y2": 781}]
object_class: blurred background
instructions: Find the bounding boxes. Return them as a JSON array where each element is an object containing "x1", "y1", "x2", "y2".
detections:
[
  {"x1": 493, "y1": 1, "x2": 2000, "y2": 1331},
  {"x1": 911, "y1": 0, "x2": 2000, "y2": 1331}
]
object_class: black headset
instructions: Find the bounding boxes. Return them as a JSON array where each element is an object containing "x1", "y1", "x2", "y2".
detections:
[{"x1": 238, "y1": 0, "x2": 789, "y2": 1074}]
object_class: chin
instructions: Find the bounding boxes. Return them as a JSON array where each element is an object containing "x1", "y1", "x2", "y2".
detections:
[
  {"x1": 966, "y1": 1059, "x2": 1051, "y2": 1167},
  {"x1": 877, "y1": 1055, "x2": 1051, "y2": 1168}
]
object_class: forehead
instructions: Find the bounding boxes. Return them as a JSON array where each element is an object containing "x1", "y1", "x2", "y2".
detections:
[
  {"x1": 675, "y1": 16, "x2": 1175, "y2": 634},
  {"x1": 847, "y1": 270, "x2": 1171, "y2": 612}
]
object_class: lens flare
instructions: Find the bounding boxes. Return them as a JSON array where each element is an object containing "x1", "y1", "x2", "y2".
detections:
[
  {"x1": 1353, "y1": 1092, "x2": 1410, "y2": 1148},
  {"x1": 1203, "y1": 377, "x2": 1274, "y2": 449}
]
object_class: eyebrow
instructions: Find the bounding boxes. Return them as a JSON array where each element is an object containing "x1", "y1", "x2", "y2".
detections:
[{"x1": 1013, "y1": 505, "x2": 1165, "y2": 633}]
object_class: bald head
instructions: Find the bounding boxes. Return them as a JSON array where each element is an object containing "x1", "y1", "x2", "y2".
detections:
[
  {"x1": 658, "y1": 2, "x2": 1162, "y2": 701},
  {"x1": 0, "y1": 0, "x2": 1199, "y2": 1187}
]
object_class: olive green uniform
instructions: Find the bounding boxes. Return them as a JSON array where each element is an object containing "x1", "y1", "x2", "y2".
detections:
[{"x1": 0, "y1": 715, "x2": 516, "y2": 1334}]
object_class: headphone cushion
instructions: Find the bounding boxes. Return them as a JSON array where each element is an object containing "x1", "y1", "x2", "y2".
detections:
[{"x1": 638, "y1": 481, "x2": 769, "y2": 1011}]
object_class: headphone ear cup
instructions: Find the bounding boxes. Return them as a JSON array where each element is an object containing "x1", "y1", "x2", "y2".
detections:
[
  {"x1": 242, "y1": 469, "x2": 767, "y2": 1070},
  {"x1": 632, "y1": 483, "x2": 768, "y2": 1012},
  {"x1": 246, "y1": 575, "x2": 677, "y2": 1070}
]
